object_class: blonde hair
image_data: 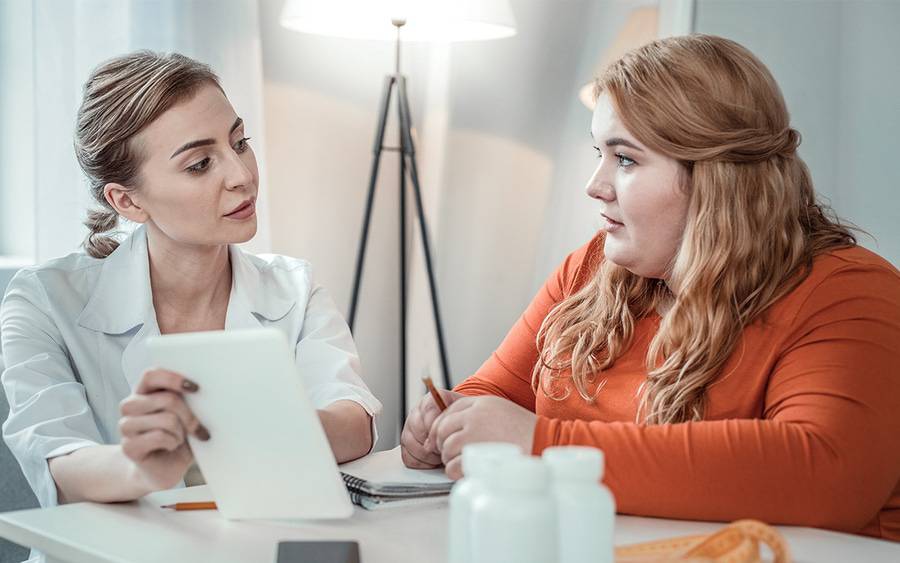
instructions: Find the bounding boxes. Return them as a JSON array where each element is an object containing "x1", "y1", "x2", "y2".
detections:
[
  {"x1": 74, "y1": 51, "x2": 221, "y2": 258},
  {"x1": 532, "y1": 35, "x2": 856, "y2": 424}
]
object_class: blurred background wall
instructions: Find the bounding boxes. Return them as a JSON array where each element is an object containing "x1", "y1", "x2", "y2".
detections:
[{"x1": 255, "y1": 0, "x2": 900, "y2": 447}]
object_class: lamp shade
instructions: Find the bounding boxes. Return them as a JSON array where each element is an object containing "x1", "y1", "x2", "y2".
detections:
[{"x1": 280, "y1": 0, "x2": 517, "y2": 42}]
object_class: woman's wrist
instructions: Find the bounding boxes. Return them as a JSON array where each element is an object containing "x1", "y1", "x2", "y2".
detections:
[
  {"x1": 318, "y1": 401, "x2": 373, "y2": 463},
  {"x1": 113, "y1": 444, "x2": 174, "y2": 501},
  {"x1": 50, "y1": 445, "x2": 157, "y2": 503},
  {"x1": 122, "y1": 453, "x2": 158, "y2": 498}
]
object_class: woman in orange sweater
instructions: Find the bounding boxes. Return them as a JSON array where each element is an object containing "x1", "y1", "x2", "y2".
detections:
[{"x1": 400, "y1": 35, "x2": 900, "y2": 540}]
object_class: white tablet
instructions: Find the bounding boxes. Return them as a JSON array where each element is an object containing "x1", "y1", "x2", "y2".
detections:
[{"x1": 147, "y1": 328, "x2": 354, "y2": 520}]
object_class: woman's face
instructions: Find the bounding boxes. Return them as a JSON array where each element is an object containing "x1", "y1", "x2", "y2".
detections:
[
  {"x1": 118, "y1": 83, "x2": 259, "y2": 247},
  {"x1": 586, "y1": 93, "x2": 689, "y2": 280}
]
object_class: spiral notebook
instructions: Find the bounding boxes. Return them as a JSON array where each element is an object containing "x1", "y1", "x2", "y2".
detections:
[{"x1": 338, "y1": 446, "x2": 453, "y2": 510}]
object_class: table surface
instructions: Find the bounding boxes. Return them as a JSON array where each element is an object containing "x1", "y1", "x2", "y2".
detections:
[{"x1": 0, "y1": 485, "x2": 898, "y2": 563}]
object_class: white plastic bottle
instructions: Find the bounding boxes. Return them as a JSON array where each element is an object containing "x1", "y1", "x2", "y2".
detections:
[
  {"x1": 447, "y1": 442, "x2": 522, "y2": 563},
  {"x1": 469, "y1": 455, "x2": 558, "y2": 563},
  {"x1": 543, "y1": 446, "x2": 616, "y2": 563}
]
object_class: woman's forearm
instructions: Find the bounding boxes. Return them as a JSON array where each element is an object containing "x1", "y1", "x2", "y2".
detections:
[
  {"x1": 48, "y1": 444, "x2": 153, "y2": 504},
  {"x1": 534, "y1": 416, "x2": 894, "y2": 532},
  {"x1": 318, "y1": 400, "x2": 373, "y2": 463},
  {"x1": 48, "y1": 403, "x2": 371, "y2": 504}
]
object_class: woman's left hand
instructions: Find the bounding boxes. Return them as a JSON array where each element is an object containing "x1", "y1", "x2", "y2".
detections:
[{"x1": 429, "y1": 395, "x2": 537, "y2": 480}]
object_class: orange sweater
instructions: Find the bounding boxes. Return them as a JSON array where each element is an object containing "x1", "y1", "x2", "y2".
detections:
[{"x1": 455, "y1": 233, "x2": 900, "y2": 540}]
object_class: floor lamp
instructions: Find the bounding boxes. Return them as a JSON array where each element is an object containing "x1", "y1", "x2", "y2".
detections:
[{"x1": 280, "y1": 0, "x2": 516, "y2": 425}]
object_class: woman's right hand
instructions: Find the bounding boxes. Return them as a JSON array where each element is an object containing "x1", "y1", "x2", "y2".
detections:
[
  {"x1": 400, "y1": 388, "x2": 464, "y2": 469},
  {"x1": 118, "y1": 369, "x2": 209, "y2": 492}
]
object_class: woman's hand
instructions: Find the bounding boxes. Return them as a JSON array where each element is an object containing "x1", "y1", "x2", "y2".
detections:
[
  {"x1": 118, "y1": 369, "x2": 209, "y2": 492},
  {"x1": 400, "y1": 388, "x2": 465, "y2": 469},
  {"x1": 430, "y1": 396, "x2": 537, "y2": 479}
]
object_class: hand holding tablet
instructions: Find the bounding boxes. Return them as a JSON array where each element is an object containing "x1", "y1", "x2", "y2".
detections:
[{"x1": 147, "y1": 328, "x2": 354, "y2": 520}]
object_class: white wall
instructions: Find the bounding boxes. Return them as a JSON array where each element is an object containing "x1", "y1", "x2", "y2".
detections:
[
  {"x1": 257, "y1": 0, "x2": 900, "y2": 450},
  {"x1": 0, "y1": 0, "x2": 35, "y2": 260},
  {"x1": 695, "y1": 0, "x2": 900, "y2": 266},
  {"x1": 533, "y1": 0, "x2": 656, "y2": 289},
  {"x1": 834, "y1": 1, "x2": 900, "y2": 265},
  {"x1": 434, "y1": 0, "x2": 604, "y2": 383},
  {"x1": 257, "y1": 0, "x2": 603, "y2": 447},
  {"x1": 258, "y1": 0, "x2": 433, "y2": 448}
]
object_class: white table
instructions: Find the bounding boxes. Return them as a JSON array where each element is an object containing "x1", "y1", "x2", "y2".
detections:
[{"x1": 0, "y1": 485, "x2": 897, "y2": 563}]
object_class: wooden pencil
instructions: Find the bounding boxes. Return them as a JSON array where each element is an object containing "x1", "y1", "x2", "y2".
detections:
[
  {"x1": 422, "y1": 376, "x2": 448, "y2": 412},
  {"x1": 161, "y1": 501, "x2": 218, "y2": 511}
]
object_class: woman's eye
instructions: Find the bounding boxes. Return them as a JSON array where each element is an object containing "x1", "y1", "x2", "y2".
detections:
[
  {"x1": 592, "y1": 145, "x2": 603, "y2": 159},
  {"x1": 187, "y1": 157, "x2": 211, "y2": 174},
  {"x1": 616, "y1": 153, "x2": 636, "y2": 167},
  {"x1": 234, "y1": 137, "x2": 251, "y2": 153}
]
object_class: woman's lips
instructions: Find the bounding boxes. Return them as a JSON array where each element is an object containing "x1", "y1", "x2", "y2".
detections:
[
  {"x1": 602, "y1": 213, "x2": 624, "y2": 232},
  {"x1": 224, "y1": 199, "x2": 255, "y2": 220}
]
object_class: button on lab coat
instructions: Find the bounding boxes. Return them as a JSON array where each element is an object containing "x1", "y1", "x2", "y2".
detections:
[{"x1": 0, "y1": 226, "x2": 382, "y2": 509}]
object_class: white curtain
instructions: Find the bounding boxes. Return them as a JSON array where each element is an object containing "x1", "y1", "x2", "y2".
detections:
[{"x1": 1, "y1": 0, "x2": 271, "y2": 263}]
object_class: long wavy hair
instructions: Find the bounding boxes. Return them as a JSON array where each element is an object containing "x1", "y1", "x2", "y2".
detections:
[{"x1": 532, "y1": 35, "x2": 857, "y2": 424}]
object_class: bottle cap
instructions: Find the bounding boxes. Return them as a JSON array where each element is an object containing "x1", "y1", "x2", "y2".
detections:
[
  {"x1": 542, "y1": 446, "x2": 604, "y2": 481},
  {"x1": 461, "y1": 442, "x2": 522, "y2": 478}
]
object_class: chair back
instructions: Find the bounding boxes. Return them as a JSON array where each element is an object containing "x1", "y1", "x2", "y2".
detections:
[{"x1": 0, "y1": 353, "x2": 40, "y2": 562}]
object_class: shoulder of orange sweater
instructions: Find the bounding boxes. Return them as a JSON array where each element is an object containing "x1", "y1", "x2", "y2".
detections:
[
  {"x1": 824, "y1": 244, "x2": 899, "y2": 274},
  {"x1": 556, "y1": 231, "x2": 606, "y2": 297},
  {"x1": 770, "y1": 244, "x2": 900, "y2": 328}
]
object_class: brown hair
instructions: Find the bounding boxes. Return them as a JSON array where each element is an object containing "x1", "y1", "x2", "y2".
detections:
[
  {"x1": 74, "y1": 51, "x2": 221, "y2": 258},
  {"x1": 533, "y1": 35, "x2": 856, "y2": 424}
]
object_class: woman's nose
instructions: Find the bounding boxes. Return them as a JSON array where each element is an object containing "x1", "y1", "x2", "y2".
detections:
[
  {"x1": 224, "y1": 150, "x2": 254, "y2": 191},
  {"x1": 585, "y1": 168, "x2": 615, "y2": 202}
]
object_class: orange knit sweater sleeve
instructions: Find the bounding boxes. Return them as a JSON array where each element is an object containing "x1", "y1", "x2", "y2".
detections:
[{"x1": 455, "y1": 239, "x2": 900, "y2": 535}]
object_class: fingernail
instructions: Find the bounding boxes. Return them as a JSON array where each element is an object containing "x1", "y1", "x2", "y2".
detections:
[
  {"x1": 182, "y1": 379, "x2": 199, "y2": 392},
  {"x1": 195, "y1": 424, "x2": 210, "y2": 441}
]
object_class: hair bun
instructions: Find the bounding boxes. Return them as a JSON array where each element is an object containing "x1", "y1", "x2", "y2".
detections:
[
  {"x1": 713, "y1": 127, "x2": 800, "y2": 163},
  {"x1": 775, "y1": 127, "x2": 800, "y2": 158}
]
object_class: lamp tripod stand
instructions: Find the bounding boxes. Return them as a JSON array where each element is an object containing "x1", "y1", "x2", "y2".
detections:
[{"x1": 347, "y1": 19, "x2": 451, "y2": 426}]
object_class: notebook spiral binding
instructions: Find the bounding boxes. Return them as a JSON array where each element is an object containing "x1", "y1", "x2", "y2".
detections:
[{"x1": 341, "y1": 472, "x2": 367, "y2": 493}]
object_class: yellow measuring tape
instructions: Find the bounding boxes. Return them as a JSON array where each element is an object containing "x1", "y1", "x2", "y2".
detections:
[{"x1": 615, "y1": 519, "x2": 791, "y2": 563}]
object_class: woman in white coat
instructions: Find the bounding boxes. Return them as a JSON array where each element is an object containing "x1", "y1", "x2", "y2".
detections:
[{"x1": 0, "y1": 51, "x2": 382, "y2": 509}]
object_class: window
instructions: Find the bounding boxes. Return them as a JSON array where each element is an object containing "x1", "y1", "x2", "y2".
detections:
[{"x1": 0, "y1": 0, "x2": 36, "y2": 264}]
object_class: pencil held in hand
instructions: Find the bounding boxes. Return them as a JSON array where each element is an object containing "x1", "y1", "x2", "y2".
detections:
[{"x1": 422, "y1": 376, "x2": 448, "y2": 412}]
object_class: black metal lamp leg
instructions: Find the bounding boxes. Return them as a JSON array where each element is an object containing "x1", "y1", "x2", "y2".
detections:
[
  {"x1": 398, "y1": 85, "x2": 409, "y2": 425},
  {"x1": 396, "y1": 76, "x2": 453, "y2": 391},
  {"x1": 347, "y1": 72, "x2": 453, "y2": 432},
  {"x1": 348, "y1": 76, "x2": 396, "y2": 331}
]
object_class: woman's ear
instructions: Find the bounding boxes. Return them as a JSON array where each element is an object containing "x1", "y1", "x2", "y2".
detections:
[{"x1": 103, "y1": 183, "x2": 148, "y2": 224}]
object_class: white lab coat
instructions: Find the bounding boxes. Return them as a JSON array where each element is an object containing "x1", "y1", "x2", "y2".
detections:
[{"x1": 0, "y1": 225, "x2": 382, "y2": 512}]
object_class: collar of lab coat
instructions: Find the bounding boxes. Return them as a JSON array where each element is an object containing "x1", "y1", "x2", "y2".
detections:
[
  {"x1": 75, "y1": 226, "x2": 297, "y2": 391},
  {"x1": 76, "y1": 225, "x2": 296, "y2": 335}
]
